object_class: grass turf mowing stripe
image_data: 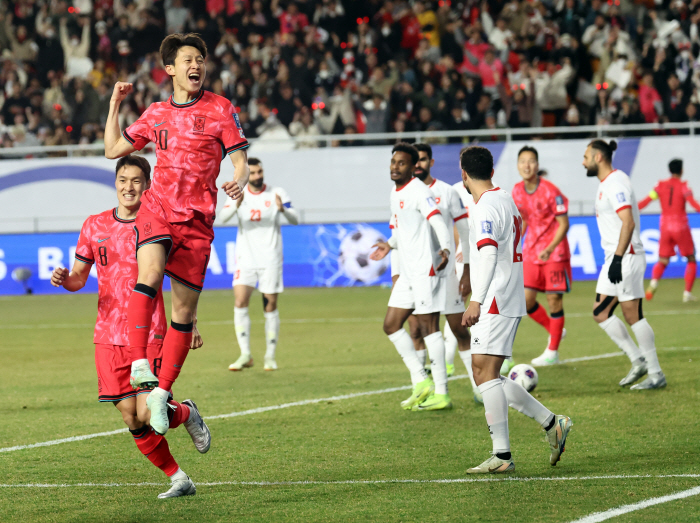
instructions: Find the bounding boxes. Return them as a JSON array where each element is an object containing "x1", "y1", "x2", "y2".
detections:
[
  {"x1": 569, "y1": 485, "x2": 700, "y2": 522},
  {"x1": 2, "y1": 474, "x2": 700, "y2": 489}
]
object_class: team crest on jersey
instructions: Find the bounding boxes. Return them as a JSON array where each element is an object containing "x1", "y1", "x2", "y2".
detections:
[
  {"x1": 616, "y1": 192, "x2": 626, "y2": 203},
  {"x1": 481, "y1": 220, "x2": 493, "y2": 234},
  {"x1": 435, "y1": 197, "x2": 441, "y2": 204},
  {"x1": 193, "y1": 116, "x2": 206, "y2": 133},
  {"x1": 233, "y1": 113, "x2": 246, "y2": 138},
  {"x1": 265, "y1": 200, "x2": 271, "y2": 208},
  {"x1": 144, "y1": 222, "x2": 152, "y2": 236},
  {"x1": 400, "y1": 201, "x2": 404, "y2": 209}
]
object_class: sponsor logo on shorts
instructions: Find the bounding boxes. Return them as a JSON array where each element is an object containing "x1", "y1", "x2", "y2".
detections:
[
  {"x1": 473, "y1": 337, "x2": 480, "y2": 345},
  {"x1": 144, "y1": 222, "x2": 152, "y2": 236},
  {"x1": 481, "y1": 220, "x2": 493, "y2": 234},
  {"x1": 193, "y1": 116, "x2": 206, "y2": 133}
]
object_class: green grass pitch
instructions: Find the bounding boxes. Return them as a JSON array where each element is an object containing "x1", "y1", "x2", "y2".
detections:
[{"x1": 1, "y1": 279, "x2": 699, "y2": 522}]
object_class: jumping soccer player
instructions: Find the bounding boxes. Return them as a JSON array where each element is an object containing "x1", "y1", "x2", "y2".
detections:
[
  {"x1": 583, "y1": 140, "x2": 666, "y2": 389},
  {"x1": 371, "y1": 143, "x2": 453, "y2": 411},
  {"x1": 50, "y1": 155, "x2": 210, "y2": 499},
  {"x1": 219, "y1": 157, "x2": 299, "y2": 371},
  {"x1": 104, "y1": 33, "x2": 250, "y2": 435},
  {"x1": 639, "y1": 158, "x2": 700, "y2": 302},
  {"x1": 460, "y1": 146, "x2": 572, "y2": 474},
  {"x1": 512, "y1": 146, "x2": 571, "y2": 366}
]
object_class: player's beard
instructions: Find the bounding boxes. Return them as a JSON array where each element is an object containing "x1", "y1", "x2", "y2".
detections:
[
  {"x1": 586, "y1": 163, "x2": 599, "y2": 177},
  {"x1": 415, "y1": 167, "x2": 429, "y2": 181},
  {"x1": 249, "y1": 178, "x2": 264, "y2": 189}
]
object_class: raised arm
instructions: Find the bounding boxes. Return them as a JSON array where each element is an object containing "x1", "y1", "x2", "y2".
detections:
[
  {"x1": 638, "y1": 189, "x2": 658, "y2": 210},
  {"x1": 104, "y1": 82, "x2": 137, "y2": 159}
]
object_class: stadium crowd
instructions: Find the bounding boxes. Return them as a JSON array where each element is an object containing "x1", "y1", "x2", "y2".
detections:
[{"x1": 0, "y1": 0, "x2": 699, "y2": 151}]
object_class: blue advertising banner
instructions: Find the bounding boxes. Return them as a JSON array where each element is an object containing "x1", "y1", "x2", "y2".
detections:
[{"x1": 0, "y1": 215, "x2": 697, "y2": 295}]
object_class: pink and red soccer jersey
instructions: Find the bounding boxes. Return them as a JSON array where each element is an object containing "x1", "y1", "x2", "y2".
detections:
[
  {"x1": 639, "y1": 177, "x2": 700, "y2": 258},
  {"x1": 512, "y1": 178, "x2": 572, "y2": 293},
  {"x1": 75, "y1": 208, "x2": 167, "y2": 401},
  {"x1": 123, "y1": 90, "x2": 249, "y2": 290}
]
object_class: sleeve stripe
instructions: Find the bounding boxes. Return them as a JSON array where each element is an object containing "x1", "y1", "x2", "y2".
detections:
[
  {"x1": 454, "y1": 212, "x2": 469, "y2": 221},
  {"x1": 122, "y1": 130, "x2": 135, "y2": 145},
  {"x1": 426, "y1": 209, "x2": 441, "y2": 220},
  {"x1": 616, "y1": 205, "x2": 632, "y2": 213},
  {"x1": 226, "y1": 142, "x2": 251, "y2": 153},
  {"x1": 75, "y1": 254, "x2": 94, "y2": 264},
  {"x1": 554, "y1": 210, "x2": 568, "y2": 216},
  {"x1": 477, "y1": 238, "x2": 498, "y2": 250}
]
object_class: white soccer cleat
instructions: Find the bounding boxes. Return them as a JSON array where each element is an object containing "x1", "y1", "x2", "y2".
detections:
[
  {"x1": 618, "y1": 361, "x2": 647, "y2": 387},
  {"x1": 146, "y1": 387, "x2": 171, "y2": 436},
  {"x1": 531, "y1": 349, "x2": 559, "y2": 367},
  {"x1": 157, "y1": 475, "x2": 196, "y2": 499},
  {"x1": 182, "y1": 399, "x2": 211, "y2": 454},
  {"x1": 228, "y1": 354, "x2": 254, "y2": 371},
  {"x1": 130, "y1": 359, "x2": 158, "y2": 390},
  {"x1": 264, "y1": 357, "x2": 278, "y2": 371},
  {"x1": 546, "y1": 414, "x2": 573, "y2": 466},
  {"x1": 630, "y1": 371, "x2": 667, "y2": 390},
  {"x1": 472, "y1": 387, "x2": 484, "y2": 405},
  {"x1": 467, "y1": 454, "x2": 515, "y2": 474},
  {"x1": 683, "y1": 291, "x2": 698, "y2": 303}
]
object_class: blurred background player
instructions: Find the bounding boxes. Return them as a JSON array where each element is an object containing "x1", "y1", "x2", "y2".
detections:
[
  {"x1": 104, "y1": 34, "x2": 250, "y2": 436},
  {"x1": 583, "y1": 140, "x2": 666, "y2": 390},
  {"x1": 371, "y1": 143, "x2": 452, "y2": 411},
  {"x1": 638, "y1": 158, "x2": 700, "y2": 303},
  {"x1": 460, "y1": 146, "x2": 572, "y2": 474},
  {"x1": 220, "y1": 157, "x2": 299, "y2": 371},
  {"x1": 512, "y1": 146, "x2": 571, "y2": 367},
  {"x1": 50, "y1": 155, "x2": 209, "y2": 499}
]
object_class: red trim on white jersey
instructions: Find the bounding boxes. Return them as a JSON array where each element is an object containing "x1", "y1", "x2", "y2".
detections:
[
  {"x1": 488, "y1": 298, "x2": 500, "y2": 314},
  {"x1": 475, "y1": 187, "x2": 500, "y2": 205},
  {"x1": 454, "y1": 212, "x2": 469, "y2": 221},
  {"x1": 429, "y1": 179, "x2": 436, "y2": 188},
  {"x1": 477, "y1": 238, "x2": 498, "y2": 249},
  {"x1": 616, "y1": 204, "x2": 632, "y2": 213},
  {"x1": 396, "y1": 177, "x2": 416, "y2": 192},
  {"x1": 247, "y1": 184, "x2": 267, "y2": 195},
  {"x1": 600, "y1": 169, "x2": 618, "y2": 183},
  {"x1": 426, "y1": 209, "x2": 441, "y2": 220}
]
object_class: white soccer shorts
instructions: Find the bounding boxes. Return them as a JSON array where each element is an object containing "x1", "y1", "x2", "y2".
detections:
[
  {"x1": 470, "y1": 313, "x2": 521, "y2": 358},
  {"x1": 595, "y1": 253, "x2": 646, "y2": 302},
  {"x1": 390, "y1": 249, "x2": 399, "y2": 278},
  {"x1": 233, "y1": 265, "x2": 284, "y2": 295},
  {"x1": 388, "y1": 274, "x2": 445, "y2": 315}
]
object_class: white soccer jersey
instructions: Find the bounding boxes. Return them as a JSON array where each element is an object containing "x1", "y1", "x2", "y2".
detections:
[
  {"x1": 224, "y1": 184, "x2": 293, "y2": 269},
  {"x1": 594, "y1": 169, "x2": 644, "y2": 257},
  {"x1": 390, "y1": 177, "x2": 442, "y2": 280},
  {"x1": 468, "y1": 187, "x2": 526, "y2": 318}
]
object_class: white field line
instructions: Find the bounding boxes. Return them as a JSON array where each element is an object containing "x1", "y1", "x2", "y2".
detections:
[
  {"x1": 569, "y1": 485, "x2": 700, "y2": 523},
  {"x1": 0, "y1": 308, "x2": 697, "y2": 330},
  {"x1": 2, "y1": 474, "x2": 700, "y2": 489}
]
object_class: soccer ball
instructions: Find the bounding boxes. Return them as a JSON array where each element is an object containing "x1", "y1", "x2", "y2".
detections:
[
  {"x1": 509, "y1": 364, "x2": 538, "y2": 392},
  {"x1": 338, "y1": 226, "x2": 389, "y2": 284}
]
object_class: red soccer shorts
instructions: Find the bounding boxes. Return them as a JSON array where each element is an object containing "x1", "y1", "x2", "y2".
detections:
[
  {"x1": 135, "y1": 204, "x2": 214, "y2": 293},
  {"x1": 523, "y1": 260, "x2": 572, "y2": 294},
  {"x1": 658, "y1": 224, "x2": 696, "y2": 258},
  {"x1": 95, "y1": 343, "x2": 163, "y2": 402}
]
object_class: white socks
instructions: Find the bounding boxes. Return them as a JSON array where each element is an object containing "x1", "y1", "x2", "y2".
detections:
[
  {"x1": 630, "y1": 318, "x2": 662, "y2": 374},
  {"x1": 264, "y1": 310, "x2": 280, "y2": 359},
  {"x1": 458, "y1": 349, "x2": 478, "y2": 390},
  {"x1": 416, "y1": 349, "x2": 427, "y2": 367},
  {"x1": 479, "y1": 378, "x2": 510, "y2": 454},
  {"x1": 500, "y1": 376, "x2": 553, "y2": 428},
  {"x1": 234, "y1": 307, "x2": 251, "y2": 356},
  {"x1": 169, "y1": 468, "x2": 188, "y2": 482},
  {"x1": 444, "y1": 321, "x2": 457, "y2": 366},
  {"x1": 599, "y1": 315, "x2": 643, "y2": 364},
  {"x1": 388, "y1": 329, "x2": 428, "y2": 386},
  {"x1": 424, "y1": 331, "x2": 448, "y2": 395}
]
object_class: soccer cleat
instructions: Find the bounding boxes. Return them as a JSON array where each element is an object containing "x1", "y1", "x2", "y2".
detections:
[
  {"x1": 157, "y1": 476, "x2": 197, "y2": 499},
  {"x1": 400, "y1": 378, "x2": 434, "y2": 410},
  {"x1": 619, "y1": 361, "x2": 647, "y2": 387},
  {"x1": 630, "y1": 371, "x2": 667, "y2": 390},
  {"x1": 228, "y1": 354, "x2": 254, "y2": 371},
  {"x1": 146, "y1": 387, "x2": 171, "y2": 436},
  {"x1": 531, "y1": 349, "x2": 559, "y2": 367},
  {"x1": 646, "y1": 280, "x2": 658, "y2": 301},
  {"x1": 683, "y1": 291, "x2": 698, "y2": 303},
  {"x1": 467, "y1": 454, "x2": 515, "y2": 474},
  {"x1": 546, "y1": 414, "x2": 573, "y2": 466},
  {"x1": 182, "y1": 399, "x2": 211, "y2": 454},
  {"x1": 446, "y1": 363, "x2": 455, "y2": 377},
  {"x1": 412, "y1": 393, "x2": 452, "y2": 411},
  {"x1": 130, "y1": 359, "x2": 158, "y2": 390},
  {"x1": 473, "y1": 387, "x2": 484, "y2": 405},
  {"x1": 264, "y1": 357, "x2": 278, "y2": 371},
  {"x1": 500, "y1": 358, "x2": 515, "y2": 375}
]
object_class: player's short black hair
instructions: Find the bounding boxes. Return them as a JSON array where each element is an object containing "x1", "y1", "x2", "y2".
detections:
[
  {"x1": 588, "y1": 139, "x2": 617, "y2": 163},
  {"x1": 392, "y1": 142, "x2": 419, "y2": 165},
  {"x1": 414, "y1": 143, "x2": 433, "y2": 161},
  {"x1": 460, "y1": 146, "x2": 493, "y2": 180},
  {"x1": 160, "y1": 33, "x2": 208, "y2": 67},
  {"x1": 669, "y1": 158, "x2": 683, "y2": 174},
  {"x1": 115, "y1": 154, "x2": 151, "y2": 182},
  {"x1": 518, "y1": 145, "x2": 538, "y2": 161},
  {"x1": 248, "y1": 157, "x2": 262, "y2": 167}
]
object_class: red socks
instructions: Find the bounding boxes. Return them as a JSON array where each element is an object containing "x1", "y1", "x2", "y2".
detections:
[
  {"x1": 548, "y1": 311, "x2": 565, "y2": 351},
  {"x1": 527, "y1": 303, "x2": 551, "y2": 332},
  {"x1": 158, "y1": 322, "x2": 193, "y2": 392},
  {"x1": 168, "y1": 400, "x2": 191, "y2": 429},
  {"x1": 130, "y1": 426, "x2": 179, "y2": 477},
  {"x1": 686, "y1": 262, "x2": 697, "y2": 292},
  {"x1": 128, "y1": 284, "x2": 158, "y2": 361},
  {"x1": 651, "y1": 262, "x2": 667, "y2": 281}
]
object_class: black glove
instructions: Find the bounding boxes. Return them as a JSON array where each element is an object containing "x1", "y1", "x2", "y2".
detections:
[{"x1": 608, "y1": 254, "x2": 623, "y2": 284}]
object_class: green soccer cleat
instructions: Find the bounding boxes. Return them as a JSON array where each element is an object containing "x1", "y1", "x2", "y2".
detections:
[
  {"x1": 264, "y1": 357, "x2": 278, "y2": 371},
  {"x1": 500, "y1": 358, "x2": 515, "y2": 375},
  {"x1": 157, "y1": 476, "x2": 197, "y2": 499},
  {"x1": 546, "y1": 414, "x2": 573, "y2": 466},
  {"x1": 467, "y1": 454, "x2": 515, "y2": 474},
  {"x1": 446, "y1": 363, "x2": 455, "y2": 377},
  {"x1": 400, "y1": 378, "x2": 434, "y2": 410},
  {"x1": 228, "y1": 354, "x2": 254, "y2": 371},
  {"x1": 412, "y1": 393, "x2": 452, "y2": 411},
  {"x1": 146, "y1": 387, "x2": 171, "y2": 436},
  {"x1": 130, "y1": 359, "x2": 159, "y2": 390}
]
